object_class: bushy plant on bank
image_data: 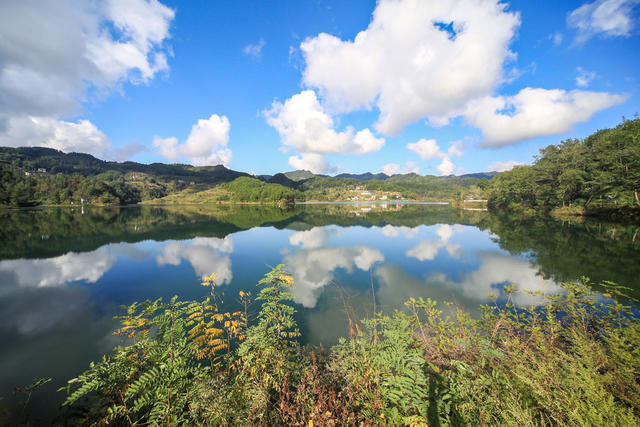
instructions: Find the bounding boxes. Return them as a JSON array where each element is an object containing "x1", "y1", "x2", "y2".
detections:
[{"x1": 60, "y1": 267, "x2": 640, "y2": 426}]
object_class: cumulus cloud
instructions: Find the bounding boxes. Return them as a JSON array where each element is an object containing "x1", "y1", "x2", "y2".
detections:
[
  {"x1": 156, "y1": 237, "x2": 234, "y2": 284},
  {"x1": 375, "y1": 253, "x2": 562, "y2": 316},
  {"x1": 568, "y1": 0, "x2": 640, "y2": 43},
  {"x1": 296, "y1": 0, "x2": 625, "y2": 147},
  {"x1": 284, "y1": 246, "x2": 384, "y2": 308},
  {"x1": 243, "y1": 38, "x2": 265, "y2": 59},
  {"x1": 406, "y1": 240, "x2": 442, "y2": 261},
  {"x1": 265, "y1": 90, "x2": 384, "y2": 155},
  {"x1": 488, "y1": 160, "x2": 524, "y2": 172},
  {"x1": 442, "y1": 252, "x2": 562, "y2": 305},
  {"x1": 0, "y1": 247, "x2": 116, "y2": 290},
  {"x1": 576, "y1": 67, "x2": 597, "y2": 87},
  {"x1": 382, "y1": 161, "x2": 422, "y2": 176},
  {"x1": 382, "y1": 163, "x2": 400, "y2": 176},
  {"x1": 406, "y1": 138, "x2": 462, "y2": 176},
  {"x1": 407, "y1": 138, "x2": 444, "y2": 160},
  {"x1": 465, "y1": 88, "x2": 627, "y2": 147},
  {"x1": 300, "y1": 0, "x2": 520, "y2": 134},
  {"x1": 0, "y1": 116, "x2": 111, "y2": 156},
  {"x1": 0, "y1": 0, "x2": 174, "y2": 154},
  {"x1": 265, "y1": 90, "x2": 385, "y2": 173},
  {"x1": 405, "y1": 224, "x2": 460, "y2": 261},
  {"x1": 153, "y1": 114, "x2": 232, "y2": 166},
  {"x1": 447, "y1": 140, "x2": 465, "y2": 157},
  {"x1": 289, "y1": 227, "x2": 337, "y2": 249},
  {"x1": 437, "y1": 157, "x2": 455, "y2": 176},
  {"x1": 380, "y1": 225, "x2": 420, "y2": 239},
  {"x1": 288, "y1": 152, "x2": 331, "y2": 174}
]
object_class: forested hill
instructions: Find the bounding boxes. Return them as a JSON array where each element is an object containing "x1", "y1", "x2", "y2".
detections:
[
  {"x1": 0, "y1": 145, "x2": 490, "y2": 207},
  {"x1": 486, "y1": 118, "x2": 640, "y2": 216},
  {"x1": 0, "y1": 146, "x2": 250, "y2": 183}
]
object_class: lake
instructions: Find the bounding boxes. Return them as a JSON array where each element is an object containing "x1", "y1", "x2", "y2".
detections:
[{"x1": 1, "y1": 203, "x2": 639, "y2": 423}]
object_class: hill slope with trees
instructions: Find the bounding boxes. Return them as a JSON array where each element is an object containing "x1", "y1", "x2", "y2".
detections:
[{"x1": 486, "y1": 118, "x2": 640, "y2": 219}]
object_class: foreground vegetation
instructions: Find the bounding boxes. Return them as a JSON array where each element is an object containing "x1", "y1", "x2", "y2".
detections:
[
  {"x1": 57, "y1": 266, "x2": 640, "y2": 425},
  {"x1": 487, "y1": 118, "x2": 640, "y2": 220}
]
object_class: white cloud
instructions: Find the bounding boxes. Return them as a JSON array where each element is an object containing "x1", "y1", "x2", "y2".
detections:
[
  {"x1": 381, "y1": 225, "x2": 399, "y2": 237},
  {"x1": 153, "y1": 136, "x2": 180, "y2": 161},
  {"x1": 407, "y1": 138, "x2": 444, "y2": 160},
  {"x1": 382, "y1": 161, "x2": 423, "y2": 176},
  {"x1": 265, "y1": 90, "x2": 385, "y2": 155},
  {"x1": 442, "y1": 252, "x2": 562, "y2": 305},
  {"x1": 406, "y1": 138, "x2": 462, "y2": 176},
  {"x1": 488, "y1": 160, "x2": 524, "y2": 172},
  {"x1": 382, "y1": 163, "x2": 400, "y2": 176},
  {"x1": 405, "y1": 224, "x2": 460, "y2": 261},
  {"x1": 402, "y1": 161, "x2": 421, "y2": 174},
  {"x1": 182, "y1": 115, "x2": 231, "y2": 166},
  {"x1": 288, "y1": 152, "x2": 330, "y2": 174},
  {"x1": 0, "y1": 247, "x2": 116, "y2": 289},
  {"x1": 0, "y1": 116, "x2": 110, "y2": 156},
  {"x1": 447, "y1": 140, "x2": 465, "y2": 157},
  {"x1": 374, "y1": 253, "x2": 563, "y2": 315},
  {"x1": 289, "y1": 227, "x2": 336, "y2": 249},
  {"x1": 154, "y1": 114, "x2": 232, "y2": 166},
  {"x1": 465, "y1": 88, "x2": 627, "y2": 147},
  {"x1": 284, "y1": 245, "x2": 384, "y2": 307},
  {"x1": 265, "y1": 90, "x2": 384, "y2": 173},
  {"x1": 576, "y1": 67, "x2": 597, "y2": 87},
  {"x1": 406, "y1": 240, "x2": 442, "y2": 261},
  {"x1": 0, "y1": 0, "x2": 174, "y2": 154},
  {"x1": 300, "y1": 0, "x2": 520, "y2": 134},
  {"x1": 156, "y1": 237, "x2": 234, "y2": 284},
  {"x1": 380, "y1": 225, "x2": 420, "y2": 239},
  {"x1": 568, "y1": 0, "x2": 640, "y2": 43},
  {"x1": 243, "y1": 38, "x2": 265, "y2": 59},
  {"x1": 296, "y1": 0, "x2": 625, "y2": 147},
  {"x1": 437, "y1": 157, "x2": 455, "y2": 176},
  {"x1": 436, "y1": 224, "x2": 454, "y2": 242}
]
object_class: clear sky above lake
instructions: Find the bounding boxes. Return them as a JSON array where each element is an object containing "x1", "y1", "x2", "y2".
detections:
[{"x1": 0, "y1": 0, "x2": 638, "y2": 175}]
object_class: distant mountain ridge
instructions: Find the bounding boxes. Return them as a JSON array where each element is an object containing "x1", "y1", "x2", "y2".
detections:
[
  {"x1": 0, "y1": 146, "x2": 497, "y2": 184},
  {"x1": 0, "y1": 146, "x2": 250, "y2": 184}
]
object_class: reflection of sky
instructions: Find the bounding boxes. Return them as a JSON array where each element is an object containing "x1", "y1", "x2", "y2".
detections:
[
  {"x1": 156, "y1": 237, "x2": 234, "y2": 284},
  {"x1": 0, "y1": 220, "x2": 565, "y2": 420},
  {"x1": 0, "y1": 224, "x2": 559, "y2": 337}
]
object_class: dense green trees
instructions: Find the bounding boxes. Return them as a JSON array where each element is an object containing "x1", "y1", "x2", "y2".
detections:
[
  {"x1": 487, "y1": 118, "x2": 640, "y2": 212},
  {"x1": 0, "y1": 165, "x2": 145, "y2": 206},
  {"x1": 222, "y1": 176, "x2": 303, "y2": 203}
]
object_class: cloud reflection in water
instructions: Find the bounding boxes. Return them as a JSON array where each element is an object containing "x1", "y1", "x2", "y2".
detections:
[{"x1": 156, "y1": 237, "x2": 234, "y2": 284}]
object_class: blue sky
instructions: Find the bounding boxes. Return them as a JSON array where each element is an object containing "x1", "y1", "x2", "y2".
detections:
[{"x1": 0, "y1": 0, "x2": 638, "y2": 175}]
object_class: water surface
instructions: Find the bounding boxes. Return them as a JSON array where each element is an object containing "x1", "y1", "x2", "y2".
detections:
[{"x1": 1, "y1": 204, "x2": 638, "y2": 423}]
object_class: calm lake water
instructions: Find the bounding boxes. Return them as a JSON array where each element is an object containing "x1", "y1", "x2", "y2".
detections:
[{"x1": 1, "y1": 203, "x2": 639, "y2": 423}]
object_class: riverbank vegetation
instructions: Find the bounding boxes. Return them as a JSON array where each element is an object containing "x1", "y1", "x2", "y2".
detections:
[
  {"x1": 57, "y1": 266, "x2": 640, "y2": 425},
  {"x1": 486, "y1": 118, "x2": 640, "y2": 220}
]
